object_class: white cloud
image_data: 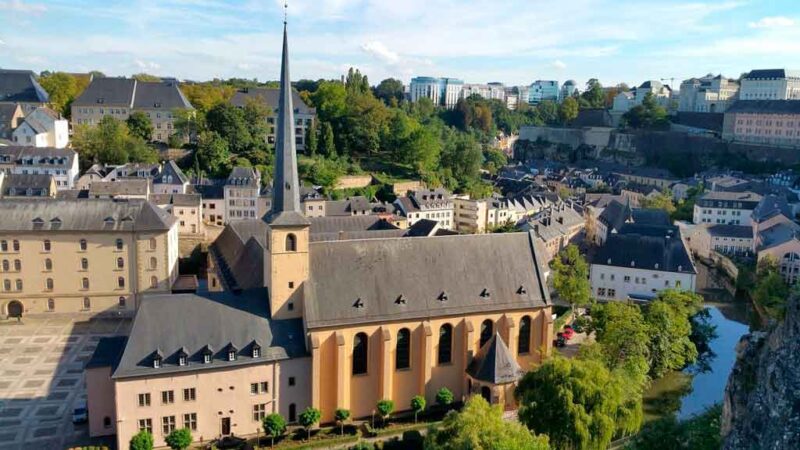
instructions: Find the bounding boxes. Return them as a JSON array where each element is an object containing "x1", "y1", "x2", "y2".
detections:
[
  {"x1": 550, "y1": 60, "x2": 567, "y2": 70},
  {"x1": 134, "y1": 59, "x2": 161, "y2": 71},
  {"x1": 748, "y1": 16, "x2": 796, "y2": 29},
  {"x1": 0, "y1": 39, "x2": 5, "y2": 46},
  {"x1": 360, "y1": 41, "x2": 399, "y2": 64},
  {"x1": 0, "y1": 0, "x2": 46, "y2": 13}
]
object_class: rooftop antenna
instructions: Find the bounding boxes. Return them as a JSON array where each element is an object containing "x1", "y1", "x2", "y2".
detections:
[{"x1": 284, "y1": 1, "x2": 288, "y2": 25}]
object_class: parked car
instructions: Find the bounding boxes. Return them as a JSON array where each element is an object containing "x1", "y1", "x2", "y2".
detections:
[
  {"x1": 72, "y1": 400, "x2": 88, "y2": 424},
  {"x1": 561, "y1": 326, "x2": 575, "y2": 340}
]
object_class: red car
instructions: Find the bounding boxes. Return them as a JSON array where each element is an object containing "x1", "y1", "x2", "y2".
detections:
[{"x1": 561, "y1": 326, "x2": 575, "y2": 340}]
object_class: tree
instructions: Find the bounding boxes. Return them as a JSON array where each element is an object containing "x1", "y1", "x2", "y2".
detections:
[
  {"x1": 205, "y1": 103, "x2": 253, "y2": 154},
  {"x1": 439, "y1": 131, "x2": 482, "y2": 189},
  {"x1": 262, "y1": 413, "x2": 286, "y2": 448},
  {"x1": 311, "y1": 81, "x2": 347, "y2": 123},
  {"x1": 38, "y1": 72, "x2": 80, "y2": 116},
  {"x1": 319, "y1": 121, "x2": 337, "y2": 157},
  {"x1": 483, "y1": 148, "x2": 508, "y2": 175},
  {"x1": 410, "y1": 395, "x2": 426, "y2": 423},
  {"x1": 558, "y1": 96, "x2": 579, "y2": 125},
  {"x1": 132, "y1": 73, "x2": 161, "y2": 82},
  {"x1": 644, "y1": 290, "x2": 702, "y2": 377},
  {"x1": 622, "y1": 92, "x2": 669, "y2": 130},
  {"x1": 298, "y1": 407, "x2": 321, "y2": 441},
  {"x1": 752, "y1": 256, "x2": 790, "y2": 319},
  {"x1": 180, "y1": 83, "x2": 236, "y2": 113},
  {"x1": 627, "y1": 404, "x2": 722, "y2": 450},
  {"x1": 374, "y1": 78, "x2": 405, "y2": 106},
  {"x1": 516, "y1": 356, "x2": 641, "y2": 450},
  {"x1": 640, "y1": 189, "x2": 676, "y2": 214},
  {"x1": 195, "y1": 131, "x2": 231, "y2": 178},
  {"x1": 164, "y1": 428, "x2": 192, "y2": 450},
  {"x1": 587, "y1": 301, "x2": 650, "y2": 375},
  {"x1": 536, "y1": 100, "x2": 559, "y2": 125},
  {"x1": 334, "y1": 408, "x2": 351, "y2": 436},
  {"x1": 579, "y1": 78, "x2": 605, "y2": 109},
  {"x1": 129, "y1": 430, "x2": 154, "y2": 450},
  {"x1": 426, "y1": 396, "x2": 550, "y2": 450},
  {"x1": 436, "y1": 387, "x2": 454, "y2": 408},
  {"x1": 72, "y1": 116, "x2": 157, "y2": 167},
  {"x1": 305, "y1": 120, "x2": 318, "y2": 156},
  {"x1": 551, "y1": 245, "x2": 591, "y2": 306},
  {"x1": 126, "y1": 112, "x2": 154, "y2": 141},
  {"x1": 376, "y1": 399, "x2": 394, "y2": 426}
]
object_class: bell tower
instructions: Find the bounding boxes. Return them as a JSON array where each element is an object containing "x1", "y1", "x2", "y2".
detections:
[{"x1": 264, "y1": 13, "x2": 310, "y2": 320}]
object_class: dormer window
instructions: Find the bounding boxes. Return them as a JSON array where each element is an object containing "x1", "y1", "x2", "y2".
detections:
[
  {"x1": 253, "y1": 347, "x2": 260, "y2": 358},
  {"x1": 178, "y1": 355, "x2": 187, "y2": 366},
  {"x1": 204, "y1": 353, "x2": 212, "y2": 364},
  {"x1": 153, "y1": 356, "x2": 162, "y2": 369},
  {"x1": 228, "y1": 350, "x2": 236, "y2": 361}
]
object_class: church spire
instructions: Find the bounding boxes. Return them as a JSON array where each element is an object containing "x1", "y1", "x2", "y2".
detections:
[{"x1": 268, "y1": 5, "x2": 307, "y2": 225}]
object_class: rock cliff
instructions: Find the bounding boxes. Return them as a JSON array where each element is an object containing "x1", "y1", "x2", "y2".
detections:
[{"x1": 722, "y1": 295, "x2": 800, "y2": 449}]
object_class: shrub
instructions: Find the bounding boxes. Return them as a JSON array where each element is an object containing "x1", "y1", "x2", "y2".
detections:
[
  {"x1": 376, "y1": 399, "x2": 395, "y2": 426},
  {"x1": 410, "y1": 395, "x2": 426, "y2": 423},
  {"x1": 435, "y1": 387, "x2": 454, "y2": 408},
  {"x1": 262, "y1": 413, "x2": 286, "y2": 448},
  {"x1": 129, "y1": 430, "x2": 154, "y2": 450},
  {"x1": 165, "y1": 428, "x2": 192, "y2": 450},
  {"x1": 335, "y1": 408, "x2": 351, "y2": 436}
]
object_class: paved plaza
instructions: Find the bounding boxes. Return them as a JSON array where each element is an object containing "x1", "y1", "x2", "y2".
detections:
[{"x1": 0, "y1": 315, "x2": 130, "y2": 450}]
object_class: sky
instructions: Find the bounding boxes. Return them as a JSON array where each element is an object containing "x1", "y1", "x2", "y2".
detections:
[{"x1": 1, "y1": 0, "x2": 799, "y2": 88}]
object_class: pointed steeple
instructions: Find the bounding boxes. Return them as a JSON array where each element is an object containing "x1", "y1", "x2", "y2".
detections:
[{"x1": 267, "y1": 12, "x2": 308, "y2": 226}]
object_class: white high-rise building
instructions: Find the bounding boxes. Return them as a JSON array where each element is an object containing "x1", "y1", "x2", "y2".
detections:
[{"x1": 740, "y1": 69, "x2": 800, "y2": 100}]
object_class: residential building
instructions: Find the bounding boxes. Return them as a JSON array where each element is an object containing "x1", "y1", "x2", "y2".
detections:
[
  {"x1": 0, "y1": 173, "x2": 57, "y2": 198},
  {"x1": 11, "y1": 107, "x2": 69, "y2": 148},
  {"x1": 678, "y1": 74, "x2": 739, "y2": 113},
  {"x1": 224, "y1": 167, "x2": 261, "y2": 222},
  {"x1": 613, "y1": 167, "x2": 677, "y2": 190},
  {"x1": 560, "y1": 80, "x2": 578, "y2": 101},
  {"x1": 593, "y1": 200, "x2": 672, "y2": 245},
  {"x1": 230, "y1": 87, "x2": 316, "y2": 152},
  {"x1": 739, "y1": 69, "x2": 800, "y2": 100},
  {"x1": 590, "y1": 226, "x2": 696, "y2": 301},
  {"x1": 0, "y1": 199, "x2": 178, "y2": 317},
  {"x1": 409, "y1": 77, "x2": 464, "y2": 109},
  {"x1": 453, "y1": 194, "x2": 552, "y2": 234},
  {"x1": 0, "y1": 146, "x2": 80, "y2": 190},
  {"x1": 693, "y1": 191, "x2": 762, "y2": 225},
  {"x1": 194, "y1": 183, "x2": 225, "y2": 227},
  {"x1": 71, "y1": 78, "x2": 194, "y2": 143},
  {"x1": 394, "y1": 188, "x2": 455, "y2": 230},
  {"x1": 77, "y1": 162, "x2": 190, "y2": 194},
  {"x1": 149, "y1": 193, "x2": 204, "y2": 236},
  {"x1": 0, "y1": 69, "x2": 49, "y2": 114},
  {"x1": 751, "y1": 194, "x2": 800, "y2": 284},
  {"x1": 521, "y1": 202, "x2": 585, "y2": 262},
  {"x1": 0, "y1": 103, "x2": 24, "y2": 139},
  {"x1": 89, "y1": 179, "x2": 152, "y2": 200},
  {"x1": 722, "y1": 100, "x2": 800, "y2": 148},
  {"x1": 612, "y1": 80, "x2": 672, "y2": 113},
  {"x1": 688, "y1": 224, "x2": 754, "y2": 258},
  {"x1": 154, "y1": 161, "x2": 190, "y2": 194},
  {"x1": 88, "y1": 26, "x2": 553, "y2": 450},
  {"x1": 528, "y1": 80, "x2": 559, "y2": 104}
]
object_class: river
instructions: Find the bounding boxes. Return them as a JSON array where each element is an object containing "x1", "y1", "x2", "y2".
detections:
[{"x1": 642, "y1": 262, "x2": 753, "y2": 421}]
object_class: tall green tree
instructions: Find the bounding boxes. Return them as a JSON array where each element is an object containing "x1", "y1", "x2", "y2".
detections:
[
  {"x1": 580, "y1": 78, "x2": 605, "y2": 109},
  {"x1": 311, "y1": 81, "x2": 347, "y2": 123},
  {"x1": 645, "y1": 290, "x2": 702, "y2": 377},
  {"x1": 72, "y1": 116, "x2": 157, "y2": 167},
  {"x1": 640, "y1": 190, "x2": 676, "y2": 214},
  {"x1": 376, "y1": 399, "x2": 394, "y2": 426},
  {"x1": 551, "y1": 245, "x2": 591, "y2": 306},
  {"x1": 627, "y1": 404, "x2": 722, "y2": 450},
  {"x1": 305, "y1": 120, "x2": 318, "y2": 156},
  {"x1": 374, "y1": 78, "x2": 405, "y2": 106},
  {"x1": 559, "y1": 96, "x2": 579, "y2": 125},
  {"x1": 536, "y1": 100, "x2": 559, "y2": 125},
  {"x1": 262, "y1": 413, "x2": 286, "y2": 448},
  {"x1": 195, "y1": 130, "x2": 231, "y2": 178},
  {"x1": 410, "y1": 395, "x2": 426, "y2": 423},
  {"x1": 205, "y1": 102, "x2": 253, "y2": 154},
  {"x1": 129, "y1": 430, "x2": 154, "y2": 450},
  {"x1": 38, "y1": 72, "x2": 80, "y2": 116},
  {"x1": 164, "y1": 428, "x2": 192, "y2": 450},
  {"x1": 752, "y1": 256, "x2": 790, "y2": 319},
  {"x1": 426, "y1": 396, "x2": 550, "y2": 450},
  {"x1": 126, "y1": 111, "x2": 154, "y2": 141},
  {"x1": 298, "y1": 407, "x2": 321, "y2": 441},
  {"x1": 588, "y1": 302, "x2": 650, "y2": 374},
  {"x1": 516, "y1": 356, "x2": 642, "y2": 450},
  {"x1": 622, "y1": 92, "x2": 669, "y2": 130},
  {"x1": 319, "y1": 121, "x2": 337, "y2": 157}
]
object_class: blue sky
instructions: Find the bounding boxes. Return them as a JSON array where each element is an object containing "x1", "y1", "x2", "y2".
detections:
[{"x1": 1, "y1": 0, "x2": 799, "y2": 88}]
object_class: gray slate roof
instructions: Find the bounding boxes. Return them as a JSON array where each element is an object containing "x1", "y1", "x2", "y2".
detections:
[
  {"x1": 1, "y1": 173, "x2": 53, "y2": 197},
  {"x1": 0, "y1": 199, "x2": 175, "y2": 232},
  {"x1": 226, "y1": 167, "x2": 260, "y2": 187},
  {"x1": 708, "y1": 224, "x2": 754, "y2": 239},
  {"x1": 598, "y1": 199, "x2": 631, "y2": 231},
  {"x1": 591, "y1": 228, "x2": 695, "y2": 274},
  {"x1": 0, "y1": 69, "x2": 49, "y2": 103},
  {"x1": 156, "y1": 160, "x2": 189, "y2": 185},
  {"x1": 112, "y1": 289, "x2": 307, "y2": 379},
  {"x1": 230, "y1": 87, "x2": 316, "y2": 115},
  {"x1": 89, "y1": 179, "x2": 150, "y2": 197},
  {"x1": 466, "y1": 333, "x2": 522, "y2": 384},
  {"x1": 727, "y1": 100, "x2": 800, "y2": 115},
  {"x1": 133, "y1": 81, "x2": 193, "y2": 109},
  {"x1": 303, "y1": 232, "x2": 550, "y2": 329},
  {"x1": 752, "y1": 194, "x2": 793, "y2": 223},
  {"x1": 0, "y1": 146, "x2": 77, "y2": 167},
  {"x1": 744, "y1": 69, "x2": 799, "y2": 80},
  {"x1": 86, "y1": 336, "x2": 127, "y2": 370},
  {"x1": 73, "y1": 78, "x2": 136, "y2": 106}
]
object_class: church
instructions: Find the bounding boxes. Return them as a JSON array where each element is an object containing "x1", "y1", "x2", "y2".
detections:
[{"x1": 86, "y1": 19, "x2": 553, "y2": 450}]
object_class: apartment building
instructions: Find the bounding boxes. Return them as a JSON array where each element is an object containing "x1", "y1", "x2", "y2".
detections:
[
  {"x1": 409, "y1": 77, "x2": 464, "y2": 109},
  {"x1": 453, "y1": 194, "x2": 551, "y2": 233},
  {"x1": 528, "y1": 80, "x2": 559, "y2": 104},
  {"x1": 0, "y1": 173, "x2": 57, "y2": 198},
  {"x1": 0, "y1": 103, "x2": 24, "y2": 139},
  {"x1": 693, "y1": 191, "x2": 762, "y2": 225},
  {"x1": 0, "y1": 199, "x2": 178, "y2": 317},
  {"x1": 71, "y1": 78, "x2": 194, "y2": 143},
  {"x1": 149, "y1": 193, "x2": 204, "y2": 236},
  {"x1": 11, "y1": 107, "x2": 69, "y2": 148},
  {"x1": 230, "y1": 88, "x2": 316, "y2": 152},
  {"x1": 0, "y1": 69, "x2": 49, "y2": 115},
  {"x1": 678, "y1": 74, "x2": 739, "y2": 113},
  {"x1": 739, "y1": 69, "x2": 800, "y2": 100},
  {"x1": 224, "y1": 167, "x2": 261, "y2": 222},
  {"x1": 722, "y1": 100, "x2": 800, "y2": 148},
  {"x1": 0, "y1": 146, "x2": 79, "y2": 190},
  {"x1": 394, "y1": 188, "x2": 455, "y2": 229}
]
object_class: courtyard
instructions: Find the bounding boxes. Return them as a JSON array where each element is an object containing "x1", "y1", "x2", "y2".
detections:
[{"x1": 0, "y1": 315, "x2": 130, "y2": 450}]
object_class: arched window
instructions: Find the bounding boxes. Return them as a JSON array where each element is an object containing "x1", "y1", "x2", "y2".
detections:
[
  {"x1": 149, "y1": 257, "x2": 157, "y2": 269},
  {"x1": 2, "y1": 260, "x2": 8, "y2": 271},
  {"x1": 396, "y1": 328, "x2": 411, "y2": 370},
  {"x1": 12, "y1": 240, "x2": 19, "y2": 251},
  {"x1": 149, "y1": 238, "x2": 157, "y2": 250},
  {"x1": 81, "y1": 278, "x2": 89, "y2": 289},
  {"x1": 285, "y1": 234, "x2": 297, "y2": 252},
  {"x1": 79, "y1": 239, "x2": 87, "y2": 251},
  {"x1": 518, "y1": 316, "x2": 532, "y2": 355},
  {"x1": 288, "y1": 403, "x2": 297, "y2": 422},
  {"x1": 0, "y1": 240, "x2": 6, "y2": 252},
  {"x1": 117, "y1": 258, "x2": 124, "y2": 269},
  {"x1": 479, "y1": 319, "x2": 493, "y2": 348},
  {"x1": 15, "y1": 279, "x2": 22, "y2": 291},
  {"x1": 83, "y1": 297, "x2": 91, "y2": 310},
  {"x1": 45, "y1": 278, "x2": 54, "y2": 291},
  {"x1": 352, "y1": 332, "x2": 368, "y2": 375},
  {"x1": 150, "y1": 276, "x2": 158, "y2": 288},
  {"x1": 116, "y1": 239, "x2": 124, "y2": 250},
  {"x1": 43, "y1": 240, "x2": 51, "y2": 252},
  {"x1": 2, "y1": 280, "x2": 9, "y2": 291},
  {"x1": 47, "y1": 298, "x2": 55, "y2": 311},
  {"x1": 117, "y1": 277, "x2": 125, "y2": 289},
  {"x1": 81, "y1": 258, "x2": 89, "y2": 270},
  {"x1": 118, "y1": 296, "x2": 126, "y2": 308},
  {"x1": 44, "y1": 258, "x2": 52, "y2": 271},
  {"x1": 438, "y1": 324, "x2": 453, "y2": 364},
  {"x1": 13, "y1": 260, "x2": 20, "y2": 271}
]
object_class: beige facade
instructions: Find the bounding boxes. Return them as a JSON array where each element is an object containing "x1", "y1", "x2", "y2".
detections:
[
  {"x1": 106, "y1": 358, "x2": 310, "y2": 449},
  {"x1": 724, "y1": 111, "x2": 800, "y2": 148},
  {"x1": 309, "y1": 309, "x2": 552, "y2": 422}
]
